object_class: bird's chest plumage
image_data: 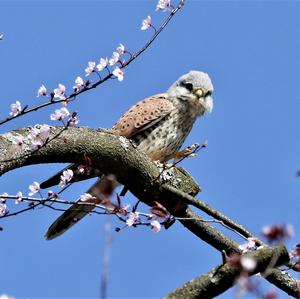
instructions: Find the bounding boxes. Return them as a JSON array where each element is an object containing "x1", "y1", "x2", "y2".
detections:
[{"x1": 132, "y1": 107, "x2": 197, "y2": 162}]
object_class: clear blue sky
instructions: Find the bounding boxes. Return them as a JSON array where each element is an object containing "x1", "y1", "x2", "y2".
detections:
[{"x1": 1, "y1": 1, "x2": 300, "y2": 298}]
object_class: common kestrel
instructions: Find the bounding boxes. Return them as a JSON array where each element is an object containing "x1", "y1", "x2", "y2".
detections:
[{"x1": 43, "y1": 70, "x2": 214, "y2": 239}]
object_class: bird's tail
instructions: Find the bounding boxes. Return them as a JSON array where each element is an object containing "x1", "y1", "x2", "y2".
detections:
[{"x1": 45, "y1": 175, "x2": 118, "y2": 240}]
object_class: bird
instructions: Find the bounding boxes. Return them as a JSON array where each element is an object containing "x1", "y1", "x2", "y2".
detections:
[{"x1": 42, "y1": 70, "x2": 214, "y2": 240}]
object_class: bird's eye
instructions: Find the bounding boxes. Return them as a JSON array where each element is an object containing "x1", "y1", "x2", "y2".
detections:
[
  {"x1": 183, "y1": 82, "x2": 193, "y2": 91},
  {"x1": 206, "y1": 90, "x2": 212, "y2": 96}
]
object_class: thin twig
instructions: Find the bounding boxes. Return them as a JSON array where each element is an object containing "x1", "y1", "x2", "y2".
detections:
[
  {"x1": 162, "y1": 184, "x2": 261, "y2": 244},
  {"x1": 0, "y1": 2, "x2": 185, "y2": 126}
]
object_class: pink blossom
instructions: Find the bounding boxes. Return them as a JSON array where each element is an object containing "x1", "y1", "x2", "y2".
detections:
[
  {"x1": 38, "y1": 124, "x2": 51, "y2": 139},
  {"x1": 235, "y1": 273, "x2": 252, "y2": 297},
  {"x1": 67, "y1": 115, "x2": 79, "y2": 126},
  {"x1": 97, "y1": 57, "x2": 108, "y2": 71},
  {"x1": 53, "y1": 84, "x2": 66, "y2": 100},
  {"x1": 30, "y1": 137, "x2": 43, "y2": 149},
  {"x1": 28, "y1": 126, "x2": 40, "y2": 139},
  {"x1": 264, "y1": 289, "x2": 278, "y2": 299},
  {"x1": 9, "y1": 101, "x2": 22, "y2": 117},
  {"x1": 156, "y1": 0, "x2": 171, "y2": 11},
  {"x1": 11, "y1": 134, "x2": 24, "y2": 146},
  {"x1": 116, "y1": 44, "x2": 125, "y2": 55},
  {"x1": 0, "y1": 295, "x2": 15, "y2": 299},
  {"x1": 79, "y1": 193, "x2": 94, "y2": 202},
  {"x1": 238, "y1": 237, "x2": 257, "y2": 252},
  {"x1": 0, "y1": 203, "x2": 7, "y2": 216},
  {"x1": 109, "y1": 52, "x2": 120, "y2": 66},
  {"x1": 112, "y1": 67, "x2": 124, "y2": 81},
  {"x1": 240, "y1": 256, "x2": 257, "y2": 272},
  {"x1": 78, "y1": 166, "x2": 85, "y2": 174},
  {"x1": 150, "y1": 220, "x2": 161, "y2": 233},
  {"x1": 28, "y1": 124, "x2": 51, "y2": 149},
  {"x1": 28, "y1": 182, "x2": 40, "y2": 196},
  {"x1": 85, "y1": 61, "x2": 97, "y2": 76},
  {"x1": 59, "y1": 169, "x2": 74, "y2": 187},
  {"x1": 141, "y1": 16, "x2": 152, "y2": 30},
  {"x1": 37, "y1": 85, "x2": 47, "y2": 97},
  {"x1": 50, "y1": 107, "x2": 70, "y2": 121},
  {"x1": 73, "y1": 76, "x2": 84, "y2": 91},
  {"x1": 0, "y1": 193, "x2": 8, "y2": 202},
  {"x1": 290, "y1": 244, "x2": 300, "y2": 258},
  {"x1": 262, "y1": 224, "x2": 294, "y2": 243},
  {"x1": 15, "y1": 191, "x2": 23, "y2": 204},
  {"x1": 126, "y1": 212, "x2": 139, "y2": 226}
]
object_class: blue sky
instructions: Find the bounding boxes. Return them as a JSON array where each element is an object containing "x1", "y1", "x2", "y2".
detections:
[{"x1": 1, "y1": 0, "x2": 300, "y2": 298}]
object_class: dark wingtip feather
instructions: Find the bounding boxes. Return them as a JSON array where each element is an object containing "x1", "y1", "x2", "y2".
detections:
[{"x1": 44, "y1": 204, "x2": 94, "y2": 240}]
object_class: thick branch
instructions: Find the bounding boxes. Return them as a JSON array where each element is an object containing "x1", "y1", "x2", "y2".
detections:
[
  {"x1": 175, "y1": 208, "x2": 240, "y2": 255},
  {"x1": 0, "y1": 126, "x2": 299, "y2": 297},
  {"x1": 165, "y1": 244, "x2": 290, "y2": 299},
  {"x1": 0, "y1": 126, "x2": 241, "y2": 255},
  {"x1": 0, "y1": 126, "x2": 200, "y2": 209},
  {"x1": 163, "y1": 185, "x2": 257, "y2": 242}
]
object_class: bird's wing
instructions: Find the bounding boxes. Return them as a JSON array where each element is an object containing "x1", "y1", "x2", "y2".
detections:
[
  {"x1": 44, "y1": 175, "x2": 118, "y2": 240},
  {"x1": 111, "y1": 93, "x2": 174, "y2": 138},
  {"x1": 41, "y1": 93, "x2": 173, "y2": 189},
  {"x1": 43, "y1": 94, "x2": 174, "y2": 239}
]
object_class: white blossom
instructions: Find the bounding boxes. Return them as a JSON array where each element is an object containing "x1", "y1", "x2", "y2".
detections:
[
  {"x1": 53, "y1": 84, "x2": 66, "y2": 100},
  {"x1": 9, "y1": 100, "x2": 22, "y2": 117},
  {"x1": 28, "y1": 126, "x2": 40, "y2": 139},
  {"x1": 28, "y1": 124, "x2": 51, "y2": 149},
  {"x1": 15, "y1": 191, "x2": 23, "y2": 205},
  {"x1": 238, "y1": 237, "x2": 257, "y2": 252},
  {"x1": 0, "y1": 203, "x2": 7, "y2": 216},
  {"x1": 109, "y1": 52, "x2": 120, "y2": 66},
  {"x1": 240, "y1": 256, "x2": 257, "y2": 272},
  {"x1": 126, "y1": 212, "x2": 139, "y2": 226},
  {"x1": 38, "y1": 124, "x2": 51, "y2": 139},
  {"x1": 112, "y1": 67, "x2": 124, "y2": 81},
  {"x1": 85, "y1": 61, "x2": 97, "y2": 76},
  {"x1": 28, "y1": 182, "x2": 40, "y2": 196},
  {"x1": 97, "y1": 57, "x2": 108, "y2": 71},
  {"x1": 79, "y1": 193, "x2": 94, "y2": 202},
  {"x1": 116, "y1": 43, "x2": 125, "y2": 55},
  {"x1": 0, "y1": 193, "x2": 8, "y2": 202},
  {"x1": 141, "y1": 16, "x2": 152, "y2": 30},
  {"x1": 11, "y1": 134, "x2": 24, "y2": 146},
  {"x1": 73, "y1": 76, "x2": 84, "y2": 91},
  {"x1": 59, "y1": 169, "x2": 74, "y2": 188},
  {"x1": 150, "y1": 220, "x2": 161, "y2": 233},
  {"x1": 68, "y1": 115, "x2": 79, "y2": 126},
  {"x1": 37, "y1": 85, "x2": 47, "y2": 97},
  {"x1": 156, "y1": 0, "x2": 171, "y2": 11},
  {"x1": 30, "y1": 137, "x2": 43, "y2": 149},
  {"x1": 77, "y1": 165, "x2": 85, "y2": 174},
  {"x1": 50, "y1": 107, "x2": 70, "y2": 121}
]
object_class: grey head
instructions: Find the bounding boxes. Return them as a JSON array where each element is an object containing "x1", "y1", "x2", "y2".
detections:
[{"x1": 168, "y1": 70, "x2": 214, "y2": 115}]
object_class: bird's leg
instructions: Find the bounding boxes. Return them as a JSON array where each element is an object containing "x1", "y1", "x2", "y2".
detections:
[{"x1": 173, "y1": 143, "x2": 200, "y2": 163}]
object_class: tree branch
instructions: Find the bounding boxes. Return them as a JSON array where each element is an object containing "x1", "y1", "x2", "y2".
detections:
[
  {"x1": 1, "y1": 126, "x2": 299, "y2": 297},
  {"x1": 165, "y1": 244, "x2": 290, "y2": 299}
]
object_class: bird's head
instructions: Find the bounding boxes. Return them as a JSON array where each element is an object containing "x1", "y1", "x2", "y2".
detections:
[{"x1": 168, "y1": 70, "x2": 214, "y2": 116}]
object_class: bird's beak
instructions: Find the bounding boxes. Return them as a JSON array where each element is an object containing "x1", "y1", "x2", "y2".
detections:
[{"x1": 194, "y1": 87, "x2": 206, "y2": 98}]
